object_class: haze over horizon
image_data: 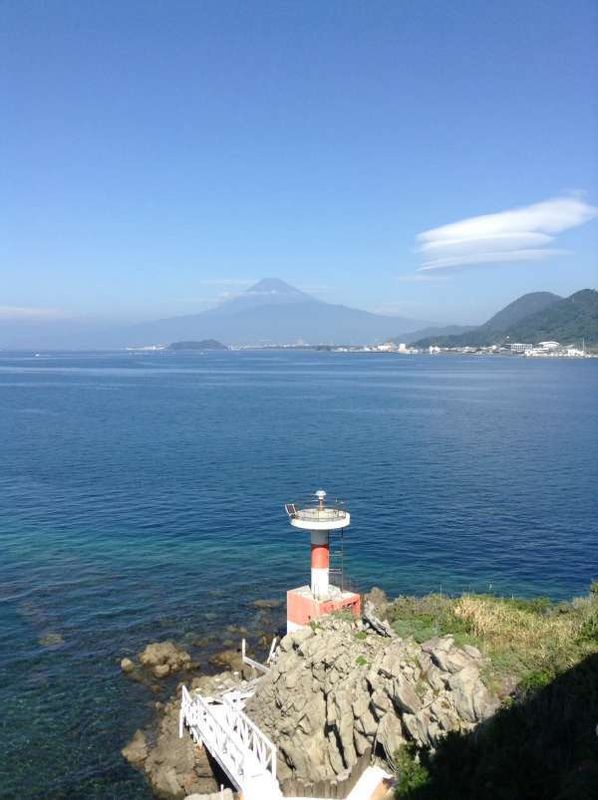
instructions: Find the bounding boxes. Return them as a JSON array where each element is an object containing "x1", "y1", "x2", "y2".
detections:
[{"x1": 2, "y1": 1, "x2": 597, "y2": 329}]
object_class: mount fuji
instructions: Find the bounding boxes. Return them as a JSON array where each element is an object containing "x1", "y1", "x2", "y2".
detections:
[{"x1": 125, "y1": 278, "x2": 427, "y2": 347}]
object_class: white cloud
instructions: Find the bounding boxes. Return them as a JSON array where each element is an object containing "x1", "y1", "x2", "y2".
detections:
[
  {"x1": 417, "y1": 195, "x2": 598, "y2": 271},
  {"x1": 0, "y1": 306, "x2": 68, "y2": 321}
]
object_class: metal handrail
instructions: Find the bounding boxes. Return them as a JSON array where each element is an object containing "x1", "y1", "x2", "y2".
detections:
[{"x1": 180, "y1": 685, "x2": 278, "y2": 784}]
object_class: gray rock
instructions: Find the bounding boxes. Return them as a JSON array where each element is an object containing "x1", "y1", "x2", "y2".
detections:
[
  {"x1": 355, "y1": 705, "x2": 378, "y2": 738},
  {"x1": 245, "y1": 615, "x2": 501, "y2": 784},
  {"x1": 421, "y1": 661, "x2": 447, "y2": 693},
  {"x1": 153, "y1": 663, "x2": 171, "y2": 679},
  {"x1": 121, "y1": 729, "x2": 148, "y2": 766},
  {"x1": 363, "y1": 600, "x2": 395, "y2": 638},
  {"x1": 139, "y1": 641, "x2": 192, "y2": 674},
  {"x1": 352, "y1": 693, "x2": 370, "y2": 720},
  {"x1": 370, "y1": 689, "x2": 392, "y2": 719},
  {"x1": 472, "y1": 681, "x2": 501, "y2": 721},
  {"x1": 449, "y1": 665, "x2": 490, "y2": 722},
  {"x1": 391, "y1": 676, "x2": 422, "y2": 715},
  {"x1": 208, "y1": 648, "x2": 242, "y2": 672},
  {"x1": 429, "y1": 696, "x2": 459, "y2": 732},
  {"x1": 422, "y1": 635, "x2": 454, "y2": 656},
  {"x1": 443, "y1": 649, "x2": 473, "y2": 674},
  {"x1": 120, "y1": 657, "x2": 136, "y2": 674},
  {"x1": 376, "y1": 712, "x2": 404, "y2": 760}
]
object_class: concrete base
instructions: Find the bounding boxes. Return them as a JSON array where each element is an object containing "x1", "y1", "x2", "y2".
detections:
[{"x1": 287, "y1": 585, "x2": 361, "y2": 633}]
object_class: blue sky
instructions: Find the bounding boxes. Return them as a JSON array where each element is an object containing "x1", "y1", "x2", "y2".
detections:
[{"x1": 2, "y1": 0, "x2": 597, "y2": 325}]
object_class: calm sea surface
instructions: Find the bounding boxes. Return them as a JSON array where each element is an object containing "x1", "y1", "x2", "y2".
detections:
[{"x1": 1, "y1": 350, "x2": 597, "y2": 798}]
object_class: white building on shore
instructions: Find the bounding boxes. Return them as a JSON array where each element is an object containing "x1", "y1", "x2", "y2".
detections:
[
  {"x1": 510, "y1": 342, "x2": 532, "y2": 354},
  {"x1": 538, "y1": 340, "x2": 560, "y2": 351}
]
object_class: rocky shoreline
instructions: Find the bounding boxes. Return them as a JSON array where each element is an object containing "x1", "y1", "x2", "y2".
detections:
[
  {"x1": 246, "y1": 608, "x2": 499, "y2": 791},
  {"x1": 122, "y1": 669, "x2": 243, "y2": 798},
  {"x1": 120, "y1": 606, "x2": 283, "y2": 799},
  {"x1": 119, "y1": 589, "x2": 516, "y2": 799}
]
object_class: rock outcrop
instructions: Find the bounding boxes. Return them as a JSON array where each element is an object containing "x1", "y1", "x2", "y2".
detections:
[
  {"x1": 139, "y1": 641, "x2": 194, "y2": 678},
  {"x1": 246, "y1": 617, "x2": 499, "y2": 784},
  {"x1": 122, "y1": 672, "x2": 242, "y2": 798}
]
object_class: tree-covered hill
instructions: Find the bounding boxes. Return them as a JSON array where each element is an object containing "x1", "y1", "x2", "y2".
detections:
[
  {"x1": 168, "y1": 339, "x2": 228, "y2": 351},
  {"x1": 413, "y1": 289, "x2": 597, "y2": 348},
  {"x1": 505, "y1": 289, "x2": 598, "y2": 346}
]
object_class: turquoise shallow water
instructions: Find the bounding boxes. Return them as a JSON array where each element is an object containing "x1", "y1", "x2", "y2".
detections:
[{"x1": 0, "y1": 350, "x2": 597, "y2": 798}]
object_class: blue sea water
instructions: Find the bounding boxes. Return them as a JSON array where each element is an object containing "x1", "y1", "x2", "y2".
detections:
[{"x1": 0, "y1": 350, "x2": 596, "y2": 799}]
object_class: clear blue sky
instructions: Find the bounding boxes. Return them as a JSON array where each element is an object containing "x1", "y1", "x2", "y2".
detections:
[{"x1": 2, "y1": 0, "x2": 597, "y2": 324}]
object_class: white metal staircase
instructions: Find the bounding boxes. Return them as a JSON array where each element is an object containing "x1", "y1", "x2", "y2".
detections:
[{"x1": 180, "y1": 685, "x2": 282, "y2": 800}]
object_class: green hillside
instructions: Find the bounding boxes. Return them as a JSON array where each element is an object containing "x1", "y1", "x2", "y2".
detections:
[
  {"x1": 413, "y1": 289, "x2": 597, "y2": 348},
  {"x1": 505, "y1": 289, "x2": 598, "y2": 345},
  {"x1": 482, "y1": 291, "x2": 561, "y2": 331}
]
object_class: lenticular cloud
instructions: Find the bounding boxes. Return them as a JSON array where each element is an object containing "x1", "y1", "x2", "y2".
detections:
[{"x1": 417, "y1": 195, "x2": 597, "y2": 271}]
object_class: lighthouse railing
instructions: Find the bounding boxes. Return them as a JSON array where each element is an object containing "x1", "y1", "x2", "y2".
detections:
[{"x1": 288, "y1": 506, "x2": 348, "y2": 522}]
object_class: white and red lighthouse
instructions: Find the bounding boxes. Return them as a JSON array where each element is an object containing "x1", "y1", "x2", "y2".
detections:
[{"x1": 285, "y1": 490, "x2": 361, "y2": 633}]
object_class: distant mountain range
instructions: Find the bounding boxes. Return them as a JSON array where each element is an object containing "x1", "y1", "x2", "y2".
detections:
[
  {"x1": 1, "y1": 279, "x2": 596, "y2": 350},
  {"x1": 0, "y1": 278, "x2": 427, "y2": 349},
  {"x1": 126, "y1": 278, "x2": 427, "y2": 347},
  {"x1": 413, "y1": 289, "x2": 598, "y2": 348}
]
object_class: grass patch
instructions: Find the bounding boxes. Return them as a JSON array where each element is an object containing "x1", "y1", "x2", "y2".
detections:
[
  {"x1": 453, "y1": 592, "x2": 598, "y2": 687},
  {"x1": 330, "y1": 609, "x2": 356, "y2": 623},
  {"x1": 387, "y1": 594, "x2": 477, "y2": 646},
  {"x1": 386, "y1": 586, "x2": 598, "y2": 692}
]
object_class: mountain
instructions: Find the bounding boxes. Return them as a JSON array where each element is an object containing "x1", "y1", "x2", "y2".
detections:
[
  {"x1": 0, "y1": 279, "x2": 427, "y2": 349},
  {"x1": 505, "y1": 289, "x2": 598, "y2": 345},
  {"x1": 201, "y1": 278, "x2": 312, "y2": 316},
  {"x1": 413, "y1": 291, "x2": 562, "y2": 347},
  {"x1": 481, "y1": 291, "x2": 563, "y2": 332},
  {"x1": 413, "y1": 290, "x2": 597, "y2": 348},
  {"x1": 125, "y1": 279, "x2": 427, "y2": 347},
  {"x1": 405, "y1": 291, "x2": 562, "y2": 347}
]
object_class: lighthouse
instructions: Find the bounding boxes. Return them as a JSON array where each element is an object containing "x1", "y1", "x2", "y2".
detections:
[{"x1": 284, "y1": 490, "x2": 361, "y2": 633}]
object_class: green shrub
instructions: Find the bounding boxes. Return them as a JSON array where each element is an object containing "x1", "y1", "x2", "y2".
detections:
[
  {"x1": 578, "y1": 606, "x2": 598, "y2": 643},
  {"x1": 395, "y1": 743, "x2": 430, "y2": 797},
  {"x1": 518, "y1": 668, "x2": 553, "y2": 695}
]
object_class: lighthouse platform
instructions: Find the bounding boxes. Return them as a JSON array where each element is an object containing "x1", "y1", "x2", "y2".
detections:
[{"x1": 287, "y1": 584, "x2": 361, "y2": 633}]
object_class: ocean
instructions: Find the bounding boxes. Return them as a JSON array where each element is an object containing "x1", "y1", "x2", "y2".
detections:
[{"x1": 0, "y1": 350, "x2": 596, "y2": 798}]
